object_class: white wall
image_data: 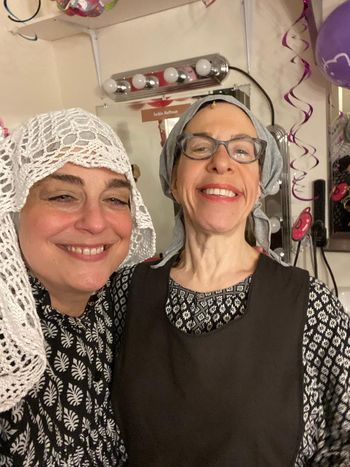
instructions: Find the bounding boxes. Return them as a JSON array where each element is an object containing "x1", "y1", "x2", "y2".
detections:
[
  {"x1": 48, "y1": 0, "x2": 349, "y2": 289},
  {"x1": 0, "y1": 1, "x2": 62, "y2": 128}
]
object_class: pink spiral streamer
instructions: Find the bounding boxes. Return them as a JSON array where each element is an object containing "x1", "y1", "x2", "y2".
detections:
[
  {"x1": 201, "y1": 0, "x2": 216, "y2": 7},
  {"x1": 282, "y1": 0, "x2": 319, "y2": 201}
]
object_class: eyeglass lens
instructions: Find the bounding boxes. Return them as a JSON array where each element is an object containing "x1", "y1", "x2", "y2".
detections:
[{"x1": 183, "y1": 135, "x2": 259, "y2": 162}]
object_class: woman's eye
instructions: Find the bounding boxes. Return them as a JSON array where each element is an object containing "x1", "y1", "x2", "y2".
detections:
[
  {"x1": 191, "y1": 144, "x2": 211, "y2": 154},
  {"x1": 194, "y1": 146, "x2": 208, "y2": 152},
  {"x1": 106, "y1": 197, "x2": 129, "y2": 206},
  {"x1": 48, "y1": 194, "x2": 76, "y2": 202},
  {"x1": 231, "y1": 146, "x2": 254, "y2": 160},
  {"x1": 235, "y1": 149, "x2": 249, "y2": 156}
]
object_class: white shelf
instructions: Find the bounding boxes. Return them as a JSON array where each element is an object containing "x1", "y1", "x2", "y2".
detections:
[{"x1": 13, "y1": 0, "x2": 199, "y2": 41}]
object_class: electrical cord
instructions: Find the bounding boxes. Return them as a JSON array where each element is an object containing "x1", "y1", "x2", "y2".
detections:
[
  {"x1": 293, "y1": 241, "x2": 301, "y2": 267},
  {"x1": 310, "y1": 220, "x2": 339, "y2": 296},
  {"x1": 3, "y1": 1, "x2": 39, "y2": 40},
  {"x1": 312, "y1": 235, "x2": 318, "y2": 279},
  {"x1": 17, "y1": 34, "x2": 38, "y2": 41},
  {"x1": 4, "y1": 0, "x2": 41, "y2": 22},
  {"x1": 320, "y1": 247, "x2": 339, "y2": 297},
  {"x1": 228, "y1": 66, "x2": 275, "y2": 126}
]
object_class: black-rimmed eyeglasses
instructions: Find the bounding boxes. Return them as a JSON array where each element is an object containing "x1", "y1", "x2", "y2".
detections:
[{"x1": 176, "y1": 133, "x2": 266, "y2": 164}]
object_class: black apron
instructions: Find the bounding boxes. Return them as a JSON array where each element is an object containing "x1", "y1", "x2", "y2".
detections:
[{"x1": 113, "y1": 254, "x2": 309, "y2": 467}]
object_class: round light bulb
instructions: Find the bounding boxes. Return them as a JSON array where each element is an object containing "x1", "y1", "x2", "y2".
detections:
[
  {"x1": 195, "y1": 58, "x2": 212, "y2": 77},
  {"x1": 270, "y1": 216, "x2": 281, "y2": 234},
  {"x1": 274, "y1": 247, "x2": 285, "y2": 259},
  {"x1": 145, "y1": 75, "x2": 159, "y2": 89},
  {"x1": 116, "y1": 80, "x2": 131, "y2": 94},
  {"x1": 132, "y1": 73, "x2": 147, "y2": 90},
  {"x1": 163, "y1": 67, "x2": 179, "y2": 84},
  {"x1": 102, "y1": 78, "x2": 117, "y2": 94}
]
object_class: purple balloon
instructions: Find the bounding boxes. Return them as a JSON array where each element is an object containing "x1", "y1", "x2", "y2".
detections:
[{"x1": 315, "y1": 0, "x2": 350, "y2": 89}]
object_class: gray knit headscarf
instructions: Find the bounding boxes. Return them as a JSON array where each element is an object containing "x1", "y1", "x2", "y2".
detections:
[{"x1": 157, "y1": 94, "x2": 283, "y2": 266}]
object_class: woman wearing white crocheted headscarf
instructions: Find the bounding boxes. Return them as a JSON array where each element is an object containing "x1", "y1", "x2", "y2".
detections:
[
  {"x1": 0, "y1": 108, "x2": 155, "y2": 466},
  {"x1": 113, "y1": 95, "x2": 350, "y2": 466}
]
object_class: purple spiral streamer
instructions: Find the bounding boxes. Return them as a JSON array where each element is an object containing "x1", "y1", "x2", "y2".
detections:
[{"x1": 282, "y1": 0, "x2": 319, "y2": 201}]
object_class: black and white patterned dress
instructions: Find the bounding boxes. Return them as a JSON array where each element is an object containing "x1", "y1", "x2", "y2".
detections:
[
  {"x1": 112, "y1": 265, "x2": 350, "y2": 467},
  {"x1": 0, "y1": 274, "x2": 127, "y2": 467}
]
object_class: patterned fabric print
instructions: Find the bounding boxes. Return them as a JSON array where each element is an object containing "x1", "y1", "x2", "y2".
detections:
[
  {"x1": 112, "y1": 266, "x2": 350, "y2": 466},
  {"x1": 166, "y1": 276, "x2": 250, "y2": 334},
  {"x1": 0, "y1": 274, "x2": 127, "y2": 467},
  {"x1": 298, "y1": 278, "x2": 350, "y2": 467}
]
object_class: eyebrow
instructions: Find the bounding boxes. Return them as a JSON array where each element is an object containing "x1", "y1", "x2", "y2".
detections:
[
  {"x1": 191, "y1": 132, "x2": 256, "y2": 139},
  {"x1": 48, "y1": 173, "x2": 131, "y2": 190}
]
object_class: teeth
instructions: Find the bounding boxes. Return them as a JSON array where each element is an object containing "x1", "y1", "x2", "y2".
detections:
[
  {"x1": 203, "y1": 188, "x2": 236, "y2": 197},
  {"x1": 66, "y1": 245, "x2": 105, "y2": 255}
]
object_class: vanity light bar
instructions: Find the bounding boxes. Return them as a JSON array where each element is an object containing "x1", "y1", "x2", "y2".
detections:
[{"x1": 103, "y1": 53, "x2": 229, "y2": 102}]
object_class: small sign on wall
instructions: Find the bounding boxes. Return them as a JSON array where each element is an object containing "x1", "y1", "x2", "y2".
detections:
[{"x1": 141, "y1": 104, "x2": 191, "y2": 122}]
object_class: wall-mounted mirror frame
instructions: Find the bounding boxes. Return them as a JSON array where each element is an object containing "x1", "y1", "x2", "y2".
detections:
[{"x1": 327, "y1": 84, "x2": 350, "y2": 252}]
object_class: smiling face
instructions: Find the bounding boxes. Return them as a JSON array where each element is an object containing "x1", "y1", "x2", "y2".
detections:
[
  {"x1": 171, "y1": 102, "x2": 261, "y2": 237},
  {"x1": 18, "y1": 163, "x2": 132, "y2": 312}
]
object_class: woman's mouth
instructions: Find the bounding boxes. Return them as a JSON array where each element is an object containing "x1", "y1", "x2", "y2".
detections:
[
  {"x1": 201, "y1": 187, "x2": 237, "y2": 198},
  {"x1": 63, "y1": 245, "x2": 108, "y2": 256}
]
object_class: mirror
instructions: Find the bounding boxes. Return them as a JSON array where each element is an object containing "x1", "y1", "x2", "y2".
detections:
[
  {"x1": 97, "y1": 85, "x2": 291, "y2": 260},
  {"x1": 328, "y1": 86, "x2": 350, "y2": 251}
]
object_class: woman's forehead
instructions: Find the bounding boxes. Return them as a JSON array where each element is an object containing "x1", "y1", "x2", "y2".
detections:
[
  {"x1": 53, "y1": 162, "x2": 124, "y2": 177},
  {"x1": 34, "y1": 163, "x2": 127, "y2": 189},
  {"x1": 185, "y1": 102, "x2": 256, "y2": 135}
]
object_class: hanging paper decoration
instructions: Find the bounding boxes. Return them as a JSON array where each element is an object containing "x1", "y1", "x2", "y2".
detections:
[
  {"x1": 282, "y1": 0, "x2": 318, "y2": 201},
  {"x1": 52, "y1": 0, "x2": 118, "y2": 17},
  {"x1": 315, "y1": 0, "x2": 350, "y2": 89}
]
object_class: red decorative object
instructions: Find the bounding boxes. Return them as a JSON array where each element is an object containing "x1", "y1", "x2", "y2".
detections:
[
  {"x1": 292, "y1": 207, "x2": 313, "y2": 241},
  {"x1": 0, "y1": 119, "x2": 9, "y2": 141},
  {"x1": 149, "y1": 99, "x2": 174, "y2": 108},
  {"x1": 52, "y1": 0, "x2": 117, "y2": 17},
  {"x1": 331, "y1": 182, "x2": 349, "y2": 202}
]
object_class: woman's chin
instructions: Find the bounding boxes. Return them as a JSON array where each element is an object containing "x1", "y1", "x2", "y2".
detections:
[{"x1": 73, "y1": 274, "x2": 111, "y2": 295}]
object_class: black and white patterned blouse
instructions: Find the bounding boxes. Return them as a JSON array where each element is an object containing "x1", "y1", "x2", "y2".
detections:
[
  {"x1": 112, "y1": 265, "x2": 350, "y2": 467},
  {"x1": 0, "y1": 274, "x2": 127, "y2": 467}
]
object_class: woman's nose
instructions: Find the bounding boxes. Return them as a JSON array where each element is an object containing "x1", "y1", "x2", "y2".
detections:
[
  {"x1": 75, "y1": 202, "x2": 107, "y2": 234},
  {"x1": 206, "y1": 143, "x2": 235, "y2": 173}
]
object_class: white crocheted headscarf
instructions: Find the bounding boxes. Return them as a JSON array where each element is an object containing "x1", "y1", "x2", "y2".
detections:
[{"x1": 0, "y1": 108, "x2": 156, "y2": 412}]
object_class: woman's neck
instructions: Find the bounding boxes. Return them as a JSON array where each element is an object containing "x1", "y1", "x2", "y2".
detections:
[
  {"x1": 49, "y1": 293, "x2": 91, "y2": 317},
  {"x1": 171, "y1": 228, "x2": 260, "y2": 293},
  {"x1": 29, "y1": 271, "x2": 93, "y2": 317}
]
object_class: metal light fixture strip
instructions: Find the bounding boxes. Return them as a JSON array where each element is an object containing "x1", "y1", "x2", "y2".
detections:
[{"x1": 107, "y1": 53, "x2": 229, "y2": 102}]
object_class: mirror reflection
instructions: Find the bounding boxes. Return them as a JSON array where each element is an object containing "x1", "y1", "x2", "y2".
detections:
[{"x1": 328, "y1": 86, "x2": 350, "y2": 250}]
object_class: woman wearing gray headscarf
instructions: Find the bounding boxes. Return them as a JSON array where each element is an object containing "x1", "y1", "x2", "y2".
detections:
[
  {"x1": 0, "y1": 108, "x2": 155, "y2": 466},
  {"x1": 113, "y1": 95, "x2": 349, "y2": 466}
]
